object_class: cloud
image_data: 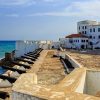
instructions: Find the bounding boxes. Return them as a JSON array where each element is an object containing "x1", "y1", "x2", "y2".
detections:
[
  {"x1": 2, "y1": 0, "x2": 100, "y2": 18},
  {"x1": 28, "y1": 0, "x2": 100, "y2": 17},
  {"x1": 28, "y1": 12, "x2": 77, "y2": 17},
  {"x1": 0, "y1": 0, "x2": 36, "y2": 6},
  {"x1": 66, "y1": 0, "x2": 100, "y2": 16}
]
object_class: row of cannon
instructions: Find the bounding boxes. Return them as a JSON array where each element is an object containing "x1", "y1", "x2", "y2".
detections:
[{"x1": 0, "y1": 48, "x2": 43, "y2": 100}]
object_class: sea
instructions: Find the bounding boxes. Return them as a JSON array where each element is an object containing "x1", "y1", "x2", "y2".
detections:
[
  {"x1": 0, "y1": 41, "x2": 16, "y2": 59},
  {"x1": 0, "y1": 41, "x2": 16, "y2": 74}
]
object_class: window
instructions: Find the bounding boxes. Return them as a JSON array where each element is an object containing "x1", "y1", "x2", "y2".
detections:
[
  {"x1": 93, "y1": 28, "x2": 95, "y2": 32},
  {"x1": 93, "y1": 36, "x2": 95, "y2": 39},
  {"x1": 86, "y1": 40, "x2": 88, "y2": 42},
  {"x1": 79, "y1": 26, "x2": 80, "y2": 30},
  {"x1": 81, "y1": 40, "x2": 83, "y2": 42},
  {"x1": 85, "y1": 31, "x2": 87, "y2": 34},
  {"x1": 85, "y1": 26, "x2": 87, "y2": 29},
  {"x1": 78, "y1": 40, "x2": 79, "y2": 42},
  {"x1": 98, "y1": 35, "x2": 100, "y2": 39},
  {"x1": 81, "y1": 40, "x2": 85, "y2": 42},
  {"x1": 69, "y1": 40, "x2": 73, "y2": 43},
  {"x1": 90, "y1": 29, "x2": 92, "y2": 32},
  {"x1": 82, "y1": 31, "x2": 84, "y2": 34},
  {"x1": 98, "y1": 28, "x2": 100, "y2": 32},
  {"x1": 90, "y1": 36, "x2": 92, "y2": 39},
  {"x1": 82, "y1": 26, "x2": 84, "y2": 29},
  {"x1": 90, "y1": 42, "x2": 93, "y2": 45}
]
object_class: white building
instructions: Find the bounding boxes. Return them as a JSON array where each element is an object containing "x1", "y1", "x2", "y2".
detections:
[
  {"x1": 77, "y1": 20, "x2": 100, "y2": 49},
  {"x1": 15, "y1": 41, "x2": 39, "y2": 57},
  {"x1": 38, "y1": 40, "x2": 52, "y2": 49},
  {"x1": 51, "y1": 42, "x2": 60, "y2": 49},
  {"x1": 60, "y1": 20, "x2": 100, "y2": 49},
  {"x1": 60, "y1": 34, "x2": 88, "y2": 49}
]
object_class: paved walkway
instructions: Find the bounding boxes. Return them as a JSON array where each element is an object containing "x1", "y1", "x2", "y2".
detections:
[{"x1": 27, "y1": 50, "x2": 65, "y2": 86}]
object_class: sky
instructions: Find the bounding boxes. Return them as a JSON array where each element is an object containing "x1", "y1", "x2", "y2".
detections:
[{"x1": 0, "y1": 0, "x2": 100, "y2": 40}]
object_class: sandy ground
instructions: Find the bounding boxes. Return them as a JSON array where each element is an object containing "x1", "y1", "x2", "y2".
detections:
[
  {"x1": 37, "y1": 50, "x2": 65, "y2": 86},
  {"x1": 27, "y1": 50, "x2": 65, "y2": 86},
  {"x1": 65, "y1": 50, "x2": 100, "y2": 70}
]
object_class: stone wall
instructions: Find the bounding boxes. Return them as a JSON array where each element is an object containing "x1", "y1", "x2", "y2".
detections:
[
  {"x1": 12, "y1": 91, "x2": 42, "y2": 100},
  {"x1": 15, "y1": 41, "x2": 39, "y2": 57},
  {"x1": 85, "y1": 70, "x2": 100, "y2": 96},
  {"x1": 65, "y1": 54, "x2": 82, "y2": 68}
]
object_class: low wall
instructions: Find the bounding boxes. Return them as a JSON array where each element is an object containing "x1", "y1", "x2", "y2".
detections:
[
  {"x1": 85, "y1": 70, "x2": 100, "y2": 96},
  {"x1": 65, "y1": 54, "x2": 82, "y2": 68},
  {"x1": 12, "y1": 92, "x2": 41, "y2": 100},
  {"x1": 15, "y1": 41, "x2": 39, "y2": 57},
  {"x1": 75, "y1": 70, "x2": 86, "y2": 93}
]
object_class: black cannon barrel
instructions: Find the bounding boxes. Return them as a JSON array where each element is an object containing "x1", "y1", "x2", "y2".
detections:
[
  {"x1": 60, "y1": 56, "x2": 74, "y2": 73},
  {"x1": 27, "y1": 49, "x2": 39, "y2": 54},
  {"x1": 1, "y1": 66, "x2": 26, "y2": 74},
  {"x1": 26, "y1": 53, "x2": 40, "y2": 56},
  {"x1": 15, "y1": 58, "x2": 34, "y2": 64},
  {"x1": 63, "y1": 59, "x2": 74, "y2": 69},
  {"x1": 27, "y1": 48, "x2": 42, "y2": 55},
  {"x1": 24, "y1": 54, "x2": 38, "y2": 59},
  {"x1": 10, "y1": 61, "x2": 31, "y2": 69},
  {"x1": 0, "y1": 91, "x2": 9, "y2": 99},
  {"x1": 0, "y1": 74, "x2": 17, "y2": 83},
  {"x1": 27, "y1": 51, "x2": 39, "y2": 55},
  {"x1": 21, "y1": 56, "x2": 36, "y2": 61}
]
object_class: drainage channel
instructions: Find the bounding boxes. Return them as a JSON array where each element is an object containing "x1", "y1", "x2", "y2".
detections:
[{"x1": 60, "y1": 56, "x2": 75, "y2": 74}]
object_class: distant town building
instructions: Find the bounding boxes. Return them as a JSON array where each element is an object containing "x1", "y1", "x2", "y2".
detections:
[
  {"x1": 51, "y1": 42, "x2": 60, "y2": 49},
  {"x1": 38, "y1": 40, "x2": 52, "y2": 49}
]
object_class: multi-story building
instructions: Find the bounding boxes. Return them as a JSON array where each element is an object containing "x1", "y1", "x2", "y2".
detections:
[
  {"x1": 60, "y1": 20, "x2": 100, "y2": 49},
  {"x1": 77, "y1": 20, "x2": 100, "y2": 49}
]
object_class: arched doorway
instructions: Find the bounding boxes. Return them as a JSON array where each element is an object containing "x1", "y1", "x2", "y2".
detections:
[{"x1": 81, "y1": 45, "x2": 85, "y2": 49}]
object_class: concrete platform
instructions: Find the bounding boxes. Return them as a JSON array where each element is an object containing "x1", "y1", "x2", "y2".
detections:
[{"x1": 12, "y1": 50, "x2": 100, "y2": 100}]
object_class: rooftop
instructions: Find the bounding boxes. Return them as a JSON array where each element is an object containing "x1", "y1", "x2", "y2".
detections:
[
  {"x1": 77, "y1": 20, "x2": 97, "y2": 25},
  {"x1": 65, "y1": 34, "x2": 88, "y2": 38}
]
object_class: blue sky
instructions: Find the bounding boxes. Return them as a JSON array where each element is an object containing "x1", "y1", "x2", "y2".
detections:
[{"x1": 0, "y1": 0, "x2": 100, "y2": 40}]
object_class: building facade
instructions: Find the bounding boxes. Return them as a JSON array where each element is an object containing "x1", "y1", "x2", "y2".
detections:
[
  {"x1": 60, "y1": 20, "x2": 100, "y2": 49},
  {"x1": 77, "y1": 20, "x2": 100, "y2": 49},
  {"x1": 15, "y1": 41, "x2": 39, "y2": 57},
  {"x1": 60, "y1": 34, "x2": 89, "y2": 49}
]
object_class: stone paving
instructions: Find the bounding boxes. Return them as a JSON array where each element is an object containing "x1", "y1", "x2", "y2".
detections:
[{"x1": 37, "y1": 50, "x2": 65, "y2": 86}]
